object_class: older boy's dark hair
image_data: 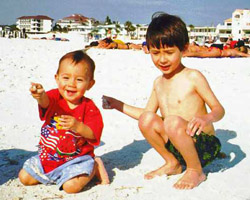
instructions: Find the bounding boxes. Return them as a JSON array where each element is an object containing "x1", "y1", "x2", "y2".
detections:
[
  {"x1": 58, "y1": 50, "x2": 95, "y2": 80},
  {"x1": 146, "y1": 12, "x2": 189, "y2": 51}
]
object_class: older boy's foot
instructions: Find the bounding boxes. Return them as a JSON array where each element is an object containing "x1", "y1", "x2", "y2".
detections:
[
  {"x1": 95, "y1": 157, "x2": 110, "y2": 185},
  {"x1": 173, "y1": 168, "x2": 206, "y2": 189},
  {"x1": 144, "y1": 164, "x2": 182, "y2": 180}
]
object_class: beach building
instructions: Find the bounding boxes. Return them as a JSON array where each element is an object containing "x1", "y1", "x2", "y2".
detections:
[
  {"x1": 216, "y1": 18, "x2": 232, "y2": 42},
  {"x1": 188, "y1": 26, "x2": 217, "y2": 44},
  {"x1": 231, "y1": 9, "x2": 250, "y2": 40},
  {"x1": 56, "y1": 14, "x2": 93, "y2": 31},
  {"x1": 16, "y1": 15, "x2": 53, "y2": 34},
  {"x1": 134, "y1": 24, "x2": 148, "y2": 40},
  {"x1": 217, "y1": 9, "x2": 250, "y2": 41},
  {"x1": 55, "y1": 14, "x2": 97, "y2": 41}
]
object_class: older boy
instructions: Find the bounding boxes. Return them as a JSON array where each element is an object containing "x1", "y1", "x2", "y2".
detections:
[
  {"x1": 102, "y1": 13, "x2": 224, "y2": 189},
  {"x1": 19, "y1": 50, "x2": 109, "y2": 193}
]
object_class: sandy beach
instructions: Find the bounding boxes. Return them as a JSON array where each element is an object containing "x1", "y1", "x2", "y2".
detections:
[{"x1": 0, "y1": 36, "x2": 250, "y2": 200}]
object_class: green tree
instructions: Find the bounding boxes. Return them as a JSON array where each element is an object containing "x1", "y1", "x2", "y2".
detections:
[
  {"x1": 105, "y1": 16, "x2": 112, "y2": 25},
  {"x1": 188, "y1": 24, "x2": 195, "y2": 30},
  {"x1": 52, "y1": 24, "x2": 62, "y2": 32},
  {"x1": 9, "y1": 24, "x2": 18, "y2": 31},
  {"x1": 114, "y1": 21, "x2": 121, "y2": 35},
  {"x1": 124, "y1": 21, "x2": 136, "y2": 37}
]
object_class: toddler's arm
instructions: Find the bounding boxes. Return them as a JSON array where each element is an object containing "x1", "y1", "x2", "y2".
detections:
[
  {"x1": 58, "y1": 115, "x2": 96, "y2": 140},
  {"x1": 30, "y1": 83, "x2": 49, "y2": 108}
]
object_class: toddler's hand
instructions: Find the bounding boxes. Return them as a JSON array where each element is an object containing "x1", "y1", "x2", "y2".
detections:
[
  {"x1": 59, "y1": 115, "x2": 78, "y2": 132},
  {"x1": 30, "y1": 83, "x2": 45, "y2": 100}
]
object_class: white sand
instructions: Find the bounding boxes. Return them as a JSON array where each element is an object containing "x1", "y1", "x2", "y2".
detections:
[{"x1": 0, "y1": 37, "x2": 250, "y2": 200}]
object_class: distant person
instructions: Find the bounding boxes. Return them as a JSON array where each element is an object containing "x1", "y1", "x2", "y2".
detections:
[
  {"x1": 19, "y1": 50, "x2": 109, "y2": 193},
  {"x1": 183, "y1": 44, "x2": 250, "y2": 58},
  {"x1": 102, "y1": 13, "x2": 224, "y2": 189},
  {"x1": 85, "y1": 38, "x2": 142, "y2": 50}
]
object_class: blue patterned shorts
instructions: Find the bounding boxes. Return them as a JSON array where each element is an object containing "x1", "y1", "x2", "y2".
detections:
[{"x1": 23, "y1": 155, "x2": 94, "y2": 189}]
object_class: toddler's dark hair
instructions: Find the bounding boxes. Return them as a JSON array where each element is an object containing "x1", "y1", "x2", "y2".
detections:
[{"x1": 58, "y1": 50, "x2": 95, "y2": 80}]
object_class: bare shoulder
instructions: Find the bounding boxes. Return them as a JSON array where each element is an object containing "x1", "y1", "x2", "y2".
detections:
[
  {"x1": 184, "y1": 68, "x2": 206, "y2": 81},
  {"x1": 153, "y1": 75, "x2": 163, "y2": 86}
]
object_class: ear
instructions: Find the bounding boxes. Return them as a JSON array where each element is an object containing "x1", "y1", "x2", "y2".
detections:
[
  {"x1": 183, "y1": 43, "x2": 189, "y2": 52},
  {"x1": 55, "y1": 74, "x2": 59, "y2": 85},
  {"x1": 87, "y1": 79, "x2": 95, "y2": 90}
]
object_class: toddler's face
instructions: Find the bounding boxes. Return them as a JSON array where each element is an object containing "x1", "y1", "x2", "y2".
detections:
[{"x1": 55, "y1": 58, "x2": 94, "y2": 106}]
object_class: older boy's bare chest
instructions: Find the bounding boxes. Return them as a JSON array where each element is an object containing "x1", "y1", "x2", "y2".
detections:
[{"x1": 155, "y1": 77, "x2": 195, "y2": 110}]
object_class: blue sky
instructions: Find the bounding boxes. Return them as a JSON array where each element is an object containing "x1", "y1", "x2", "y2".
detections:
[{"x1": 0, "y1": 0, "x2": 249, "y2": 26}]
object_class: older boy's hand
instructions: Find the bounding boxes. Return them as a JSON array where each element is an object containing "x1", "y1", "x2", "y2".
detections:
[
  {"x1": 186, "y1": 116, "x2": 208, "y2": 136},
  {"x1": 59, "y1": 115, "x2": 79, "y2": 132},
  {"x1": 102, "y1": 95, "x2": 123, "y2": 110},
  {"x1": 30, "y1": 83, "x2": 45, "y2": 100}
]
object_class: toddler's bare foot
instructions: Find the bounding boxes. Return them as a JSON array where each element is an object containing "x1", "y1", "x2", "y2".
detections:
[
  {"x1": 173, "y1": 168, "x2": 206, "y2": 189},
  {"x1": 144, "y1": 163, "x2": 182, "y2": 180},
  {"x1": 95, "y1": 157, "x2": 110, "y2": 185}
]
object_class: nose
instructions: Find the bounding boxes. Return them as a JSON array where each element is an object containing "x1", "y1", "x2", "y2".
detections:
[
  {"x1": 68, "y1": 78, "x2": 76, "y2": 87},
  {"x1": 159, "y1": 53, "x2": 168, "y2": 64}
]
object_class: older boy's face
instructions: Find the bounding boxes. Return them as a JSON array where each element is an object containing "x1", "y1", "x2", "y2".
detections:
[
  {"x1": 149, "y1": 45, "x2": 183, "y2": 76},
  {"x1": 55, "y1": 59, "x2": 94, "y2": 105}
]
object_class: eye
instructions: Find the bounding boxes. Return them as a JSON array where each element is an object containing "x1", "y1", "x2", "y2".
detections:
[
  {"x1": 77, "y1": 78, "x2": 84, "y2": 82},
  {"x1": 150, "y1": 50, "x2": 159, "y2": 55},
  {"x1": 62, "y1": 76, "x2": 69, "y2": 80}
]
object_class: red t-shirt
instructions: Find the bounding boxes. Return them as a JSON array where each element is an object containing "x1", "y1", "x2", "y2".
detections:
[{"x1": 38, "y1": 89, "x2": 103, "y2": 173}]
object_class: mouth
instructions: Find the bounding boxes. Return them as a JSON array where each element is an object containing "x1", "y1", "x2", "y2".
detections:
[
  {"x1": 159, "y1": 65, "x2": 170, "y2": 71},
  {"x1": 66, "y1": 90, "x2": 77, "y2": 96}
]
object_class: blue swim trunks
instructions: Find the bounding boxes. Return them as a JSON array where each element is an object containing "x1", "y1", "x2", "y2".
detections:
[
  {"x1": 165, "y1": 132, "x2": 221, "y2": 167},
  {"x1": 23, "y1": 155, "x2": 94, "y2": 189}
]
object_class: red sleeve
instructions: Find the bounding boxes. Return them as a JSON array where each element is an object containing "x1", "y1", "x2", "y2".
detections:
[
  {"x1": 83, "y1": 100, "x2": 104, "y2": 146},
  {"x1": 39, "y1": 89, "x2": 59, "y2": 121}
]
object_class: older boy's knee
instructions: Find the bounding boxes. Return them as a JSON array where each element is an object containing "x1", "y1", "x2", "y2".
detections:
[
  {"x1": 138, "y1": 111, "x2": 156, "y2": 131},
  {"x1": 164, "y1": 116, "x2": 186, "y2": 137}
]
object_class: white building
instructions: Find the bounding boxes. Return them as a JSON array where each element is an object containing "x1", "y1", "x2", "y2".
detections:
[
  {"x1": 216, "y1": 18, "x2": 232, "y2": 42},
  {"x1": 56, "y1": 14, "x2": 93, "y2": 31},
  {"x1": 188, "y1": 26, "x2": 217, "y2": 44},
  {"x1": 231, "y1": 9, "x2": 250, "y2": 40},
  {"x1": 135, "y1": 24, "x2": 148, "y2": 40},
  {"x1": 217, "y1": 9, "x2": 250, "y2": 41},
  {"x1": 16, "y1": 15, "x2": 53, "y2": 33}
]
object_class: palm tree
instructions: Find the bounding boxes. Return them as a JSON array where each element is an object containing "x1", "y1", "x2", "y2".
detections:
[
  {"x1": 188, "y1": 24, "x2": 195, "y2": 31},
  {"x1": 124, "y1": 21, "x2": 135, "y2": 38},
  {"x1": 114, "y1": 21, "x2": 121, "y2": 35},
  {"x1": 105, "y1": 16, "x2": 112, "y2": 25},
  {"x1": 52, "y1": 24, "x2": 62, "y2": 32},
  {"x1": 136, "y1": 24, "x2": 141, "y2": 39}
]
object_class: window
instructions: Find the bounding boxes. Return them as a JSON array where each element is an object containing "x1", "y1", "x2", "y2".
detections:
[{"x1": 234, "y1": 14, "x2": 240, "y2": 19}]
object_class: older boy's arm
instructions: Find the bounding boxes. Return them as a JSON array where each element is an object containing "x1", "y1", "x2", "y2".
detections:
[
  {"x1": 187, "y1": 70, "x2": 225, "y2": 136},
  {"x1": 204, "y1": 104, "x2": 225, "y2": 123},
  {"x1": 102, "y1": 83, "x2": 159, "y2": 120},
  {"x1": 195, "y1": 72, "x2": 225, "y2": 123},
  {"x1": 102, "y1": 95, "x2": 144, "y2": 120}
]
